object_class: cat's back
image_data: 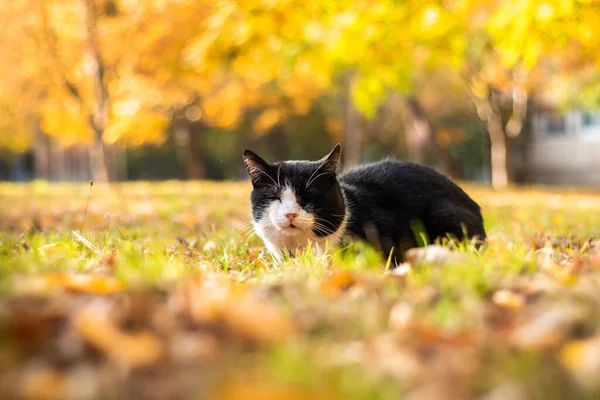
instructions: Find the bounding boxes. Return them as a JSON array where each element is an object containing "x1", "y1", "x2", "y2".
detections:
[{"x1": 339, "y1": 159, "x2": 480, "y2": 212}]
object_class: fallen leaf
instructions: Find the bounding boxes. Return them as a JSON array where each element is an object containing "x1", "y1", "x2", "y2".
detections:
[
  {"x1": 224, "y1": 294, "x2": 294, "y2": 343},
  {"x1": 73, "y1": 303, "x2": 163, "y2": 368},
  {"x1": 510, "y1": 303, "x2": 587, "y2": 349},
  {"x1": 321, "y1": 271, "x2": 359, "y2": 299},
  {"x1": 541, "y1": 260, "x2": 578, "y2": 285},
  {"x1": 44, "y1": 273, "x2": 123, "y2": 294},
  {"x1": 208, "y1": 379, "x2": 341, "y2": 400},
  {"x1": 480, "y1": 381, "x2": 528, "y2": 400},
  {"x1": 364, "y1": 333, "x2": 423, "y2": 382},
  {"x1": 389, "y1": 302, "x2": 415, "y2": 332},
  {"x1": 181, "y1": 277, "x2": 292, "y2": 343},
  {"x1": 19, "y1": 367, "x2": 66, "y2": 400},
  {"x1": 492, "y1": 290, "x2": 525, "y2": 310},
  {"x1": 560, "y1": 337, "x2": 600, "y2": 389}
]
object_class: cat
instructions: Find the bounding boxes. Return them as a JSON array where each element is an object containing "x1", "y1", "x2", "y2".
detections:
[{"x1": 243, "y1": 144, "x2": 486, "y2": 263}]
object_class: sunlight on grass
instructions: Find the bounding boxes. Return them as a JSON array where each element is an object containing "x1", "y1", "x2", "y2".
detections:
[{"x1": 2, "y1": 181, "x2": 600, "y2": 399}]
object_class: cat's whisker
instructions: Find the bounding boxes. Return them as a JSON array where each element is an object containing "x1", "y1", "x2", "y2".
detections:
[
  {"x1": 312, "y1": 222, "x2": 335, "y2": 236},
  {"x1": 305, "y1": 161, "x2": 327, "y2": 190},
  {"x1": 313, "y1": 217, "x2": 339, "y2": 230},
  {"x1": 234, "y1": 223, "x2": 255, "y2": 240},
  {"x1": 253, "y1": 168, "x2": 279, "y2": 189},
  {"x1": 241, "y1": 230, "x2": 257, "y2": 244},
  {"x1": 277, "y1": 164, "x2": 282, "y2": 188},
  {"x1": 305, "y1": 171, "x2": 330, "y2": 190}
]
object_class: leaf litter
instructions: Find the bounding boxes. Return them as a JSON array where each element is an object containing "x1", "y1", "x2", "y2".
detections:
[{"x1": 2, "y1": 182, "x2": 600, "y2": 399}]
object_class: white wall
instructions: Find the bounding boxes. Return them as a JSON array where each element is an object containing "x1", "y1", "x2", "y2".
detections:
[{"x1": 531, "y1": 110, "x2": 600, "y2": 186}]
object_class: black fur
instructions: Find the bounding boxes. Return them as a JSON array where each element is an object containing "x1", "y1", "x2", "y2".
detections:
[
  {"x1": 340, "y1": 159, "x2": 486, "y2": 260},
  {"x1": 244, "y1": 145, "x2": 486, "y2": 262}
]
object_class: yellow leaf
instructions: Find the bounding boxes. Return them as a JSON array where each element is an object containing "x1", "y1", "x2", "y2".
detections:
[
  {"x1": 209, "y1": 379, "x2": 341, "y2": 400},
  {"x1": 560, "y1": 337, "x2": 600, "y2": 389},
  {"x1": 492, "y1": 289, "x2": 525, "y2": 309},
  {"x1": 44, "y1": 273, "x2": 123, "y2": 294},
  {"x1": 321, "y1": 271, "x2": 359, "y2": 299},
  {"x1": 74, "y1": 308, "x2": 163, "y2": 368},
  {"x1": 20, "y1": 368, "x2": 66, "y2": 400}
]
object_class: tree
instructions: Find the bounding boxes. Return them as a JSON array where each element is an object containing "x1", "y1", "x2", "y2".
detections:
[{"x1": 456, "y1": 0, "x2": 600, "y2": 189}]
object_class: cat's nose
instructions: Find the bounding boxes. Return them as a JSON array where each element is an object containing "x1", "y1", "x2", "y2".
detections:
[{"x1": 284, "y1": 213, "x2": 297, "y2": 223}]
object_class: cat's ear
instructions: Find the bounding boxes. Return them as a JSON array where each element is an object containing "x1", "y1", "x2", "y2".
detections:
[
  {"x1": 319, "y1": 143, "x2": 342, "y2": 174},
  {"x1": 243, "y1": 150, "x2": 273, "y2": 185}
]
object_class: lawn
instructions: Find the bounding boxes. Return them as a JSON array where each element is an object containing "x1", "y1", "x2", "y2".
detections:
[{"x1": 2, "y1": 181, "x2": 600, "y2": 400}]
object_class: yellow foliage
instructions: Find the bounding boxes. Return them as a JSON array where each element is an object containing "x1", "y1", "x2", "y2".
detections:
[
  {"x1": 201, "y1": 81, "x2": 245, "y2": 129},
  {"x1": 2, "y1": 0, "x2": 600, "y2": 153},
  {"x1": 104, "y1": 112, "x2": 169, "y2": 146},
  {"x1": 253, "y1": 108, "x2": 285, "y2": 135},
  {"x1": 40, "y1": 95, "x2": 94, "y2": 145},
  {"x1": 0, "y1": 115, "x2": 33, "y2": 153}
]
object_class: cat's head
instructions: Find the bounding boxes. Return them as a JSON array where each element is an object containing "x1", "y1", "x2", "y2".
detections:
[{"x1": 243, "y1": 144, "x2": 346, "y2": 241}]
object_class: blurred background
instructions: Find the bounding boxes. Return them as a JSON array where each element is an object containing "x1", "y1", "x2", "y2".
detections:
[{"x1": 1, "y1": 0, "x2": 600, "y2": 189}]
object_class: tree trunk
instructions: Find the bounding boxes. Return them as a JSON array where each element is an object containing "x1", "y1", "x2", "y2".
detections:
[
  {"x1": 89, "y1": 139, "x2": 109, "y2": 182},
  {"x1": 188, "y1": 124, "x2": 205, "y2": 179},
  {"x1": 175, "y1": 121, "x2": 206, "y2": 180},
  {"x1": 401, "y1": 97, "x2": 428, "y2": 165},
  {"x1": 399, "y1": 96, "x2": 454, "y2": 175},
  {"x1": 410, "y1": 101, "x2": 454, "y2": 176},
  {"x1": 267, "y1": 125, "x2": 288, "y2": 161},
  {"x1": 343, "y1": 73, "x2": 361, "y2": 168},
  {"x1": 86, "y1": 0, "x2": 111, "y2": 182},
  {"x1": 34, "y1": 128, "x2": 50, "y2": 180},
  {"x1": 487, "y1": 109, "x2": 509, "y2": 190}
]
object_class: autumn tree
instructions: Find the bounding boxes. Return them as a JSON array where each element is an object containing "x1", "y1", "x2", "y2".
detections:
[
  {"x1": 0, "y1": 0, "x2": 179, "y2": 181},
  {"x1": 454, "y1": 0, "x2": 600, "y2": 189}
]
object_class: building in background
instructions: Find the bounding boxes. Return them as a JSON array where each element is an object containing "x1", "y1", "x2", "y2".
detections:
[{"x1": 530, "y1": 110, "x2": 600, "y2": 186}]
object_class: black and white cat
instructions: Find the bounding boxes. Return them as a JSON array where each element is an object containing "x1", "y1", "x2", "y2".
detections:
[{"x1": 243, "y1": 144, "x2": 486, "y2": 263}]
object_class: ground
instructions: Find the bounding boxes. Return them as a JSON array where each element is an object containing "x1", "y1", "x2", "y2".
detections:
[{"x1": 1, "y1": 181, "x2": 600, "y2": 400}]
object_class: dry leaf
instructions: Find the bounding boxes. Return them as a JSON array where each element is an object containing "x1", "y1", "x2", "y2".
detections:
[
  {"x1": 208, "y1": 379, "x2": 340, "y2": 400},
  {"x1": 321, "y1": 271, "x2": 359, "y2": 299},
  {"x1": 560, "y1": 337, "x2": 600, "y2": 389},
  {"x1": 73, "y1": 305, "x2": 163, "y2": 368},
  {"x1": 181, "y1": 277, "x2": 292, "y2": 343},
  {"x1": 19, "y1": 367, "x2": 67, "y2": 400},
  {"x1": 364, "y1": 333, "x2": 423, "y2": 382},
  {"x1": 44, "y1": 273, "x2": 123, "y2": 294},
  {"x1": 541, "y1": 260, "x2": 578, "y2": 285},
  {"x1": 510, "y1": 304, "x2": 586, "y2": 349},
  {"x1": 224, "y1": 294, "x2": 294, "y2": 343},
  {"x1": 481, "y1": 381, "x2": 528, "y2": 400},
  {"x1": 389, "y1": 302, "x2": 415, "y2": 332},
  {"x1": 492, "y1": 290, "x2": 525, "y2": 309}
]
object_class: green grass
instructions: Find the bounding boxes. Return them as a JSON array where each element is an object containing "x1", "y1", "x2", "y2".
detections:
[{"x1": 2, "y1": 181, "x2": 600, "y2": 400}]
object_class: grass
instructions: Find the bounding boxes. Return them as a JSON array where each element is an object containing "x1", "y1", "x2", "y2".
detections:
[{"x1": 2, "y1": 181, "x2": 600, "y2": 399}]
